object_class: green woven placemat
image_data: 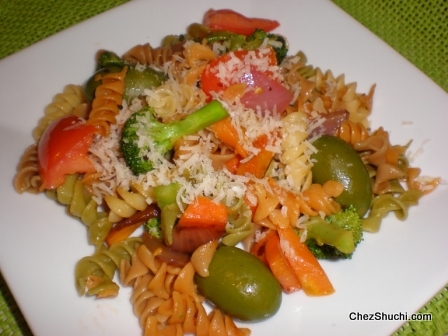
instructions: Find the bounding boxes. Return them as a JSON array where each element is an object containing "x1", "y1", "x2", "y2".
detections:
[
  {"x1": 0, "y1": 1, "x2": 447, "y2": 335},
  {"x1": 0, "y1": 0, "x2": 129, "y2": 59},
  {"x1": 333, "y1": 0, "x2": 448, "y2": 93}
]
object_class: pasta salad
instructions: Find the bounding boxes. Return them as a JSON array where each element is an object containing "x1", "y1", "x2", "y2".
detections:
[{"x1": 13, "y1": 8, "x2": 440, "y2": 336}]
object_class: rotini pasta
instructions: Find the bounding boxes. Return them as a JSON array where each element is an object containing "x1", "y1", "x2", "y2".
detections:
[
  {"x1": 222, "y1": 197, "x2": 254, "y2": 246},
  {"x1": 146, "y1": 79, "x2": 207, "y2": 122},
  {"x1": 362, "y1": 190, "x2": 423, "y2": 233},
  {"x1": 32, "y1": 84, "x2": 89, "y2": 142},
  {"x1": 104, "y1": 185, "x2": 151, "y2": 223},
  {"x1": 122, "y1": 42, "x2": 183, "y2": 67},
  {"x1": 75, "y1": 237, "x2": 142, "y2": 297},
  {"x1": 334, "y1": 120, "x2": 370, "y2": 145},
  {"x1": 85, "y1": 66, "x2": 127, "y2": 137},
  {"x1": 45, "y1": 174, "x2": 111, "y2": 247},
  {"x1": 13, "y1": 144, "x2": 41, "y2": 194},
  {"x1": 119, "y1": 244, "x2": 250, "y2": 336},
  {"x1": 279, "y1": 111, "x2": 313, "y2": 192}
]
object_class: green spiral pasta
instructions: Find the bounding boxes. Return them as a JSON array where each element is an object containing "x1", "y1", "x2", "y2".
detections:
[
  {"x1": 362, "y1": 189, "x2": 423, "y2": 233},
  {"x1": 45, "y1": 174, "x2": 112, "y2": 248},
  {"x1": 75, "y1": 237, "x2": 142, "y2": 297},
  {"x1": 221, "y1": 198, "x2": 254, "y2": 246}
]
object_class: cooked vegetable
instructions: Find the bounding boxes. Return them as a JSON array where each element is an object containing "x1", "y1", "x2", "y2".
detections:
[
  {"x1": 105, "y1": 203, "x2": 161, "y2": 246},
  {"x1": 195, "y1": 245, "x2": 282, "y2": 321},
  {"x1": 235, "y1": 134, "x2": 275, "y2": 178},
  {"x1": 83, "y1": 50, "x2": 166, "y2": 103},
  {"x1": 277, "y1": 225, "x2": 334, "y2": 296},
  {"x1": 208, "y1": 117, "x2": 249, "y2": 158},
  {"x1": 201, "y1": 28, "x2": 288, "y2": 64},
  {"x1": 171, "y1": 196, "x2": 228, "y2": 253},
  {"x1": 120, "y1": 100, "x2": 229, "y2": 175},
  {"x1": 311, "y1": 135, "x2": 373, "y2": 217},
  {"x1": 245, "y1": 29, "x2": 288, "y2": 64},
  {"x1": 304, "y1": 205, "x2": 363, "y2": 259},
  {"x1": 38, "y1": 115, "x2": 97, "y2": 190},
  {"x1": 203, "y1": 8, "x2": 280, "y2": 36},
  {"x1": 265, "y1": 233, "x2": 302, "y2": 293},
  {"x1": 144, "y1": 217, "x2": 162, "y2": 239},
  {"x1": 201, "y1": 48, "x2": 293, "y2": 114}
]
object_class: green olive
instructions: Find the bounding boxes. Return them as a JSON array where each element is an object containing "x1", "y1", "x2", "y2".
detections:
[
  {"x1": 123, "y1": 66, "x2": 166, "y2": 102},
  {"x1": 311, "y1": 135, "x2": 372, "y2": 217},
  {"x1": 194, "y1": 245, "x2": 282, "y2": 322},
  {"x1": 83, "y1": 65, "x2": 166, "y2": 103}
]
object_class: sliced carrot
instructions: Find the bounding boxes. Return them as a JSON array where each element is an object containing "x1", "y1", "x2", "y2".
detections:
[
  {"x1": 209, "y1": 117, "x2": 248, "y2": 157},
  {"x1": 236, "y1": 134, "x2": 274, "y2": 179},
  {"x1": 177, "y1": 196, "x2": 228, "y2": 229},
  {"x1": 265, "y1": 233, "x2": 302, "y2": 293},
  {"x1": 277, "y1": 225, "x2": 335, "y2": 296},
  {"x1": 224, "y1": 155, "x2": 241, "y2": 174},
  {"x1": 105, "y1": 221, "x2": 143, "y2": 247},
  {"x1": 250, "y1": 228, "x2": 276, "y2": 265}
]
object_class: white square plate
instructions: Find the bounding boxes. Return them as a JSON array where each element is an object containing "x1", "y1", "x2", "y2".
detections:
[{"x1": 0, "y1": 0, "x2": 447, "y2": 335}]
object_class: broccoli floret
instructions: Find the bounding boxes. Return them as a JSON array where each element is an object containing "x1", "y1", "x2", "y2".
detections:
[
  {"x1": 304, "y1": 205, "x2": 363, "y2": 259},
  {"x1": 121, "y1": 100, "x2": 229, "y2": 175},
  {"x1": 246, "y1": 29, "x2": 289, "y2": 64},
  {"x1": 199, "y1": 29, "x2": 289, "y2": 64},
  {"x1": 144, "y1": 217, "x2": 162, "y2": 239},
  {"x1": 202, "y1": 31, "x2": 247, "y2": 50},
  {"x1": 266, "y1": 33, "x2": 288, "y2": 64}
]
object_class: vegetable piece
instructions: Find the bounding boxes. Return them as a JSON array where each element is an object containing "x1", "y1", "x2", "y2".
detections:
[
  {"x1": 153, "y1": 182, "x2": 181, "y2": 209},
  {"x1": 305, "y1": 206, "x2": 363, "y2": 259},
  {"x1": 311, "y1": 135, "x2": 373, "y2": 217},
  {"x1": 239, "y1": 68, "x2": 293, "y2": 115},
  {"x1": 142, "y1": 232, "x2": 190, "y2": 268},
  {"x1": 144, "y1": 217, "x2": 162, "y2": 239},
  {"x1": 308, "y1": 110, "x2": 349, "y2": 138},
  {"x1": 236, "y1": 134, "x2": 274, "y2": 178},
  {"x1": 105, "y1": 203, "x2": 160, "y2": 246},
  {"x1": 245, "y1": 29, "x2": 288, "y2": 64},
  {"x1": 177, "y1": 196, "x2": 228, "y2": 228},
  {"x1": 265, "y1": 233, "x2": 301, "y2": 293},
  {"x1": 195, "y1": 245, "x2": 282, "y2": 321},
  {"x1": 83, "y1": 50, "x2": 166, "y2": 103},
  {"x1": 250, "y1": 228, "x2": 276, "y2": 265},
  {"x1": 201, "y1": 48, "x2": 292, "y2": 114},
  {"x1": 201, "y1": 49, "x2": 277, "y2": 99},
  {"x1": 203, "y1": 9, "x2": 280, "y2": 36},
  {"x1": 38, "y1": 115, "x2": 97, "y2": 190},
  {"x1": 277, "y1": 225, "x2": 335, "y2": 296},
  {"x1": 201, "y1": 28, "x2": 289, "y2": 64},
  {"x1": 208, "y1": 117, "x2": 248, "y2": 158},
  {"x1": 105, "y1": 221, "x2": 142, "y2": 247},
  {"x1": 170, "y1": 197, "x2": 228, "y2": 253},
  {"x1": 121, "y1": 100, "x2": 228, "y2": 175}
]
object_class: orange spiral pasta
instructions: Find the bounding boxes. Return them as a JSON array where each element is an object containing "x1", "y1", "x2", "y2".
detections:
[
  {"x1": 85, "y1": 66, "x2": 127, "y2": 137},
  {"x1": 302, "y1": 182, "x2": 343, "y2": 216},
  {"x1": 120, "y1": 244, "x2": 250, "y2": 336},
  {"x1": 13, "y1": 144, "x2": 41, "y2": 194},
  {"x1": 334, "y1": 120, "x2": 370, "y2": 145}
]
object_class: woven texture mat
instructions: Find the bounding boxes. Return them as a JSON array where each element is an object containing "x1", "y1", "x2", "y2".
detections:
[{"x1": 0, "y1": 0, "x2": 447, "y2": 335}]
